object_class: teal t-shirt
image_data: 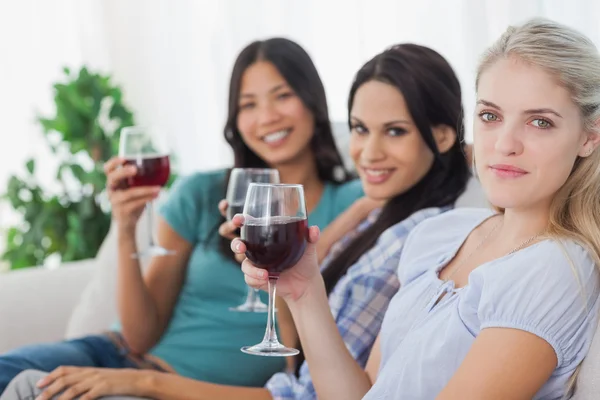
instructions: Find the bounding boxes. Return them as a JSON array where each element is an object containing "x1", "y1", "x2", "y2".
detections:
[{"x1": 145, "y1": 169, "x2": 362, "y2": 386}]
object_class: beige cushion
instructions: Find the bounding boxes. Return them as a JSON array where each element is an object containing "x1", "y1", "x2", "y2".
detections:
[
  {"x1": 64, "y1": 196, "x2": 160, "y2": 338},
  {"x1": 571, "y1": 319, "x2": 600, "y2": 399}
]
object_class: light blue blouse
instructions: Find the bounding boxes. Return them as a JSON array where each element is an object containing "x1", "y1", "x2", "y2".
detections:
[{"x1": 364, "y1": 208, "x2": 600, "y2": 400}]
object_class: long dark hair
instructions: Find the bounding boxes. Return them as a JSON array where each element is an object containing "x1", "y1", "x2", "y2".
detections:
[
  {"x1": 217, "y1": 38, "x2": 350, "y2": 259},
  {"x1": 322, "y1": 43, "x2": 471, "y2": 295}
]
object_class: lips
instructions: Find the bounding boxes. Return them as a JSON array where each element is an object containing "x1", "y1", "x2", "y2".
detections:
[
  {"x1": 361, "y1": 167, "x2": 396, "y2": 184},
  {"x1": 261, "y1": 129, "x2": 291, "y2": 144},
  {"x1": 489, "y1": 164, "x2": 528, "y2": 178}
]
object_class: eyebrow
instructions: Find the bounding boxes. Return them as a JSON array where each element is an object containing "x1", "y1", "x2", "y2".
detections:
[
  {"x1": 477, "y1": 99, "x2": 563, "y2": 118},
  {"x1": 240, "y1": 83, "x2": 289, "y2": 99},
  {"x1": 350, "y1": 116, "x2": 412, "y2": 127}
]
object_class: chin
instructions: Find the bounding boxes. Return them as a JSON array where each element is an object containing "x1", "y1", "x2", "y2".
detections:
[
  {"x1": 361, "y1": 187, "x2": 394, "y2": 202},
  {"x1": 485, "y1": 191, "x2": 530, "y2": 210}
]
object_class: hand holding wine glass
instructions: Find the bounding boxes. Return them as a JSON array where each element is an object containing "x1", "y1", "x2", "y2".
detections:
[
  {"x1": 234, "y1": 183, "x2": 312, "y2": 356},
  {"x1": 224, "y1": 168, "x2": 279, "y2": 313},
  {"x1": 233, "y1": 223, "x2": 322, "y2": 303},
  {"x1": 105, "y1": 157, "x2": 162, "y2": 233},
  {"x1": 115, "y1": 126, "x2": 173, "y2": 258}
]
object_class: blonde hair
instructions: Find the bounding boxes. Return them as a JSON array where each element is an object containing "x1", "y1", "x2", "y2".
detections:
[{"x1": 476, "y1": 18, "x2": 600, "y2": 396}]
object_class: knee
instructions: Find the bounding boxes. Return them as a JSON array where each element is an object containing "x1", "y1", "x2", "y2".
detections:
[{"x1": 1, "y1": 369, "x2": 46, "y2": 398}]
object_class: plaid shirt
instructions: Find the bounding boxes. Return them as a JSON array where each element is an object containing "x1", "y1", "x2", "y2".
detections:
[{"x1": 265, "y1": 206, "x2": 447, "y2": 400}]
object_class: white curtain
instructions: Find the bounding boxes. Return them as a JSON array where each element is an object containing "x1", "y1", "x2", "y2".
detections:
[{"x1": 1, "y1": 0, "x2": 599, "y2": 257}]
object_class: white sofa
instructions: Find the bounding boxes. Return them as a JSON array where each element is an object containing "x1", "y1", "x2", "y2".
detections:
[
  {"x1": 1, "y1": 178, "x2": 599, "y2": 398},
  {"x1": 0, "y1": 178, "x2": 487, "y2": 353}
]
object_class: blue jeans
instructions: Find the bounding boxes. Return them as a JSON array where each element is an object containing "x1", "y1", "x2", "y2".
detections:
[{"x1": 0, "y1": 335, "x2": 139, "y2": 395}]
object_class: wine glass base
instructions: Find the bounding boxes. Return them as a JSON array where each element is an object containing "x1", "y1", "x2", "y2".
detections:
[
  {"x1": 229, "y1": 303, "x2": 255, "y2": 312},
  {"x1": 132, "y1": 246, "x2": 176, "y2": 259},
  {"x1": 241, "y1": 344, "x2": 299, "y2": 357},
  {"x1": 250, "y1": 301, "x2": 270, "y2": 313},
  {"x1": 229, "y1": 302, "x2": 275, "y2": 313}
]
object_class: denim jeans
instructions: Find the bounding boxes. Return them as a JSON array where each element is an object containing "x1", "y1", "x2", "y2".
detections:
[{"x1": 0, "y1": 335, "x2": 139, "y2": 395}]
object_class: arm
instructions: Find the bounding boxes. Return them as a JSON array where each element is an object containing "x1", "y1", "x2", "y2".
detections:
[
  {"x1": 287, "y1": 278, "x2": 374, "y2": 399},
  {"x1": 117, "y1": 218, "x2": 193, "y2": 354},
  {"x1": 317, "y1": 197, "x2": 383, "y2": 263},
  {"x1": 238, "y1": 227, "x2": 376, "y2": 400},
  {"x1": 106, "y1": 157, "x2": 194, "y2": 354},
  {"x1": 32, "y1": 367, "x2": 273, "y2": 400},
  {"x1": 436, "y1": 328, "x2": 556, "y2": 399}
]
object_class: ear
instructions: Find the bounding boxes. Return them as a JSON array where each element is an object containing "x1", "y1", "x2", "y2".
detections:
[
  {"x1": 431, "y1": 124, "x2": 457, "y2": 154},
  {"x1": 578, "y1": 120, "x2": 600, "y2": 157}
]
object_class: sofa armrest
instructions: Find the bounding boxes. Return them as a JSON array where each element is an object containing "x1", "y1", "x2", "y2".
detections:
[{"x1": 0, "y1": 260, "x2": 95, "y2": 354}]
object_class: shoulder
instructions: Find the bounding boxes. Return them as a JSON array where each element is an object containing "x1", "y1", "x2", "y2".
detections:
[
  {"x1": 171, "y1": 169, "x2": 228, "y2": 194},
  {"x1": 159, "y1": 169, "x2": 227, "y2": 240},
  {"x1": 327, "y1": 179, "x2": 364, "y2": 203},
  {"x1": 481, "y1": 238, "x2": 599, "y2": 298},
  {"x1": 413, "y1": 207, "x2": 495, "y2": 235},
  {"x1": 399, "y1": 208, "x2": 494, "y2": 269},
  {"x1": 378, "y1": 207, "x2": 448, "y2": 247},
  {"x1": 473, "y1": 238, "x2": 600, "y2": 367}
]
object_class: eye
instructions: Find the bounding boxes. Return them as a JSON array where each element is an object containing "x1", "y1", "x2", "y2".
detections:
[
  {"x1": 277, "y1": 92, "x2": 294, "y2": 100},
  {"x1": 530, "y1": 118, "x2": 553, "y2": 129},
  {"x1": 239, "y1": 102, "x2": 255, "y2": 111},
  {"x1": 387, "y1": 128, "x2": 408, "y2": 137},
  {"x1": 479, "y1": 112, "x2": 499, "y2": 122},
  {"x1": 351, "y1": 123, "x2": 368, "y2": 135}
]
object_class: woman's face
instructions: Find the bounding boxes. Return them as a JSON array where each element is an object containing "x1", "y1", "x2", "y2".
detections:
[
  {"x1": 474, "y1": 56, "x2": 596, "y2": 212},
  {"x1": 236, "y1": 61, "x2": 315, "y2": 166},
  {"x1": 349, "y1": 80, "x2": 439, "y2": 201}
]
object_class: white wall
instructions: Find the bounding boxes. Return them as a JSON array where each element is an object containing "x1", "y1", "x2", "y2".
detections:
[{"x1": 1, "y1": 0, "x2": 599, "y2": 256}]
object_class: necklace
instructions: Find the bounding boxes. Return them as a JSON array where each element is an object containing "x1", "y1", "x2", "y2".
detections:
[{"x1": 443, "y1": 219, "x2": 545, "y2": 284}]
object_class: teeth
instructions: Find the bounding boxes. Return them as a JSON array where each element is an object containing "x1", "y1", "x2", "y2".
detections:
[
  {"x1": 263, "y1": 130, "x2": 289, "y2": 143},
  {"x1": 365, "y1": 169, "x2": 392, "y2": 176}
]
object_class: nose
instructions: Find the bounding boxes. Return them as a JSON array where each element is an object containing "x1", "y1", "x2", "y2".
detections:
[
  {"x1": 257, "y1": 101, "x2": 282, "y2": 126},
  {"x1": 494, "y1": 123, "x2": 524, "y2": 156},
  {"x1": 360, "y1": 133, "x2": 386, "y2": 163}
]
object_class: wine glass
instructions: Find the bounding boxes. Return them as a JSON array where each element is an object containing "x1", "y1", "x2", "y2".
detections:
[
  {"x1": 240, "y1": 183, "x2": 308, "y2": 356},
  {"x1": 119, "y1": 126, "x2": 173, "y2": 258},
  {"x1": 227, "y1": 168, "x2": 280, "y2": 313}
]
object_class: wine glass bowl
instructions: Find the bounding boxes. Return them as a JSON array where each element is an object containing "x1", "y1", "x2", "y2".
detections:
[
  {"x1": 240, "y1": 183, "x2": 307, "y2": 357},
  {"x1": 226, "y1": 168, "x2": 280, "y2": 313},
  {"x1": 119, "y1": 126, "x2": 173, "y2": 258}
]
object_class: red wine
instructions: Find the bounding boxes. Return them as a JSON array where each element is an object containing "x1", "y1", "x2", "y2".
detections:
[
  {"x1": 124, "y1": 155, "x2": 170, "y2": 188},
  {"x1": 227, "y1": 203, "x2": 245, "y2": 222},
  {"x1": 242, "y1": 217, "x2": 308, "y2": 277}
]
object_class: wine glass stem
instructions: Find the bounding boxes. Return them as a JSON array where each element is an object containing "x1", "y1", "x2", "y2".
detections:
[
  {"x1": 262, "y1": 277, "x2": 280, "y2": 346},
  {"x1": 146, "y1": 201, "x2": 155, "y2": 247},
  {"x1": 245, "y1": 285, "x2": 256, "y2": 303}
]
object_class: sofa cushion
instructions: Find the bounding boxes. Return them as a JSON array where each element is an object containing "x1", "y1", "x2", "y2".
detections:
[{"x1": 65, "y1": 197, "x2": 159, "y2": 338}]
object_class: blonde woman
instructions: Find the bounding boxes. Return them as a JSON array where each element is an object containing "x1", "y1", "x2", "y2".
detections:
[{"x1": 235, "y1": 18, "x2": 600, "y2": 399}]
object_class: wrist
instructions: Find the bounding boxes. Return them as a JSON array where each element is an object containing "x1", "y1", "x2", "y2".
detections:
[
  {"x1": 288, "y1": 275, "x2": 327, "y2": 312},
  {"x1": 138, "y1": 370, "x2": 161, "y2": 398},
  {"x1": 117, "y1": 225, "x2": 136, "y2": 241}
]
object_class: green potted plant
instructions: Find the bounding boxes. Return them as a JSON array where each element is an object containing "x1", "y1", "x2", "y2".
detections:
[{"x1": 2, "y1": 67, "x2": 148, "y2": 270}]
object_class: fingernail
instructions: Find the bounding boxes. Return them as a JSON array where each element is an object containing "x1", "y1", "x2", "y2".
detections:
[
  {"x1": 235, "y1": 242, "x2": 241, "y2": 251},
  {"x1": 36, "y1": 378, "x2": 45, "y2": 387}
]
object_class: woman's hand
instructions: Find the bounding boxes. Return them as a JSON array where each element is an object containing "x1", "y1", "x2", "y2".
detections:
[
  {"x1": 35, "y1": 366, "x2": 152, "y2": 400},
  {"x1": 104, "y1": 157, "x2": 160, "y2": 234},
  {"x1": 352, "y1": 197, "x2": 386, "y2": 219},
  {"x1": 218, "y1": 200, "x2": 245, "y2": 264},
  {"x1": 232, "y1": 221, "x2": 322, "y2": 302}
]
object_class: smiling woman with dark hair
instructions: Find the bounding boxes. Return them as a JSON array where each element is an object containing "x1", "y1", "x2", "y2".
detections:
[
  {"x1": 0, "y1": 42, "x2": 472, "y2": 400},
  {"x1": 0, "y1": 37, "x2": 367, "y2": 395}
]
